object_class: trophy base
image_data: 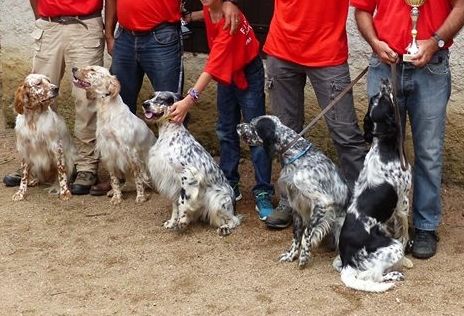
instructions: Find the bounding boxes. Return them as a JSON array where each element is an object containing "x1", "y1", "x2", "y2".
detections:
[{"x1": 402, "y1": 53, "x2": 416, "y2": 62}]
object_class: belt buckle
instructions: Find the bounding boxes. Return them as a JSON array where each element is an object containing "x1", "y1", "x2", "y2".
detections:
[{"x1": 56, "y1": 16, "x2": 71, "y2": 24}]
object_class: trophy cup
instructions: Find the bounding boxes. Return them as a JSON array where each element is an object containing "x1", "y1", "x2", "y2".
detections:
[{"x1": 403, "y1": 0, "x2": 426, "y2": 62}]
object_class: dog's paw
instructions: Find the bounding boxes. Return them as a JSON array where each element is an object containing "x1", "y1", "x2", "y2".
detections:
[
  {"x1": 402, "y1": 256, "x2": 414, "y2": 269},
  {"x1": 177, "y1": 216, "x2": 190, "y2": 230},
  {"x1": 298, "y1": 256, "x2": 309, "y2": 269},
  {"x1": 60, "y1": 189, "x2": 72, "y2": 201},
  {"x1": 106, "y1": 189, "x2": 114, "y2": 197},
  {"x1": 163, "y1": 219, "x2": 177, "y2": 229},
  {"x1": 279, "y1": 251, "x2": 297, "y2": 263},
  {"x1": 217, "y1": 225, "x2": 231, "y2": 236},
  {"x1": 28, "y1": 178, "x2": 39, "y2": 187},
  {"x1": 12, "y1": 191, "x2": 25, "y2": 201},
  {"x1": 383, "y1": 271, "x2": 405, "y2": 282},
  {"x1": 332, "y1": 255, "x2": 342, "y2": 272},
  {"x1": 110, "y1": 195, "x2": 122, "y2": 205},
  {"x1": 135, "y1": 194, "x2": 148, "y2": 203}
]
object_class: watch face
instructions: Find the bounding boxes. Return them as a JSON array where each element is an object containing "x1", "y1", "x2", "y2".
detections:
[{"x1": 438, "y1": 40, "x2": 445, "y2": 48}]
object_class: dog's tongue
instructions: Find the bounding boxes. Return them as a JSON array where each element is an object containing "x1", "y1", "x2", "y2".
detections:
[{"x1": 144, "y1": 111, "x2": 154, "y2": 119}]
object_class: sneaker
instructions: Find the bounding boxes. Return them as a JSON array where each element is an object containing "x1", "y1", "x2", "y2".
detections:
[
  {"x1": 71, "y1": 171, "x2": 97, "y2": 195},
  {"x1": 3, "y1": 169, "x2": 22, "y2": 187},
  {"x1": 231, "y1": 183, "x2": 242, "y2": 201},
  {"x1": 411, "y1": 229, "x2": 439, "y2": 259},
  {"x1": 265, "y1": 201, "x2": 292, "y2": 229},
  {"x1": 255, "y1": 191, "x2": 273, "y2": 221}
]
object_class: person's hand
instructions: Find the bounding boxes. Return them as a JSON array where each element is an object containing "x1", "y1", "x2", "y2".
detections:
[
  {"x1": 372, "y1": 39, "x2": 399, "y2": 65},
  {"x1": 105, "y1": 35, "x2": 115, "y2": 56},
  {"x1": 410, "y1": 39, "x2": 439, "y2": 68},
  {"x1": 169, "y1": 97, "x2": 195, "y2": 124},
  {"x1": 222, "y1": 1, "x2": 241, "y2": 35}
]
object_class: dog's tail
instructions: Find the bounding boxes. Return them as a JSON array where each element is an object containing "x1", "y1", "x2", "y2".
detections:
[{"x1": 340, "y1": 266, "x2": 395, "y2": 293}]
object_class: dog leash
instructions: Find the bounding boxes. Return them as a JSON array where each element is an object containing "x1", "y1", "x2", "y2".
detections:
[
  {"x1": 390, "y1": 63, "x2": 409, "y2": 171},
  {"x1": 280, "y1": 66, "x2": 369, "y2": 155}
]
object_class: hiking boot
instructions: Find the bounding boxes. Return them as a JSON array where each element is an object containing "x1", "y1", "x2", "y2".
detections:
[
  {"x1": 255, "y1": 191, "x2": 274, "y2": 221},
  {"x1": 265, "y1": 201, "x2": 292, "y2": 229},
  {"x1": 411, "y1": 229, "x2": 439, "y2": 259},
  {"x1": 89, "y1": 181, "x2": 112, "y2": 196},
  {"x1": 3, "y1": 169, "x2": 22, "y2": 187},
  {"x1": 71, "y1": 171, "x2": 97, "y2": 195},
  {"x1": 231, "y1": 183, "x2": 242, "y2": 201}
]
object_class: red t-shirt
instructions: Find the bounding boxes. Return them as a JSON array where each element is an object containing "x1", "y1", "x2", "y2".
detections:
[
  {"x1": 351, "y1": 0, "x2": 452, "y2": 54},
  {"x1": 117, "y1": 0, "x2": 181, "y2": 31},
  {"x1": 263, "y1": 0, "x2": 349, "y2": 67},
  {"x1": 37, "y1": 0, "x2": 102, "y2": 17},
  {"x1": 203, "y1": 6, "x2": 260, "y2": 90}
]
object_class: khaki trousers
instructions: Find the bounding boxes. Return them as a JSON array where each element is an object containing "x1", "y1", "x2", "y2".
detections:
[{"x1": 31, "y1": 17, "x2": 105, "y2": 173}]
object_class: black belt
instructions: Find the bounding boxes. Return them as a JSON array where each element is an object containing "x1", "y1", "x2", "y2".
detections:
[
  {"x1": 120, "y1": 22, "x2": 180, "y2": 37},
  {"x1": 40, "y1": 12, "x2": 101, "y2": 29}
]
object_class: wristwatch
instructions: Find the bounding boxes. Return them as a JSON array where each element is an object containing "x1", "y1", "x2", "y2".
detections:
[{"x1": 432, "y1": 33, "x2": 445, "y2": 48}]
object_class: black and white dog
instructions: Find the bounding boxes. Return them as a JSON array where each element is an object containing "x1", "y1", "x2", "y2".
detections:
[
  {"x1": 143, "y1": 91, "x2": 240, "y2": 236},
  {"x1": 237, "y1": 115, "x2": 350, "y2": 268},
  {"x1": 335, "y1": 79, "x2": 412, "y2": 292}
]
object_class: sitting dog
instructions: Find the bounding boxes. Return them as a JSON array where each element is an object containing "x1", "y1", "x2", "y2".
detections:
[
  {"x1": 13, "y1": 74, "x2": 75, "y2": 201},
  {"x1": 237, "y1": 115, "x2": 350, "y2": 267},
  {"x1": 335, "y1": 79, "x2": 412, "y2": 292},
  {"x1": 72, "y1": 66, "x2": 156, "y2": 204},
  {"x1": 143, "y1": 91, "x2": 240, "y2": 236}
]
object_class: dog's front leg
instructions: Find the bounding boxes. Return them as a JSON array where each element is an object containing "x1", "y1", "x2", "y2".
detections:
[
  {"x1": 54, "y1": 140, "x2": 71, "y2": 200},
  {"x1": 110, "y1": 174, "x2": 123, "y2": 205},
  {"x1": 398, "y1": 197, "x2": 413, "y2": 269},
  {"x1": 12, "y1": 160, "x2": 29, "y2": 201},
  {"x1": 164, "y1": 202, "x2": 179, "y2": 229},
  {"x1": 279, "y1": 210, "x2": 303, "y2": 263},
  {"x1": 134, "y1": 169, "x2": 149, "y2": 203}
]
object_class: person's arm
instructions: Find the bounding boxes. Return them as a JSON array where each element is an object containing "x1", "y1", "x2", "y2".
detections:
[
  {"x1": 411, "y1": 0, "x2": 464, "y2": 67},
  {"x1": 222, "y1": 0, "x2": 241, "y2": 35},
  {"x1": 183, "y1": 10, "x2": 204, "y2": 23},
  {"x1": 354, "y1": 9, "x2": 399, "y2": 64},
  {"x1": 105, "y1": 0, "x2": 118, "y2": 55},
  {"x1": 29, "y1": 0, "x2": 39, "y2": 19},
  {"x1": 169, "y1": 72, "x2": 213, "y2": 124}
]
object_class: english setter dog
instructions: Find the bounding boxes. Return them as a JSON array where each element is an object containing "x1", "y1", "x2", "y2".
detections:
[
  {"x1": 237, "y1": 115, "x2": 350, "y2": 267},
  {"x1": 13, "y1": 74, "x2": 75, "y2": 201},
  {"x1": 143, "y1": 91, "x2": 240, "y2": 236},
  {"x1": 72, "y1": 66, "x2": 156, "y2": 204},
  {"x1": 335, "y1": 79, "x2": 412, "y2": 292}
]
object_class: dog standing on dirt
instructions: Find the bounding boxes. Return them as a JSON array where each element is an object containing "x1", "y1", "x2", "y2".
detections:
[
  {"x1": 143, "y1": 91, "x2": 240, "y2": 236},
  {"x1": 335, "y1": 79, "x2": 412, "y2": 292},
  {"x1": 12, "y1": 74, "x2": 75, "y2": 201},
  {"x1": 237, "y1": 115, "x2": 350, "y2": 267},
  {"x1": 72, "y1": 66, "x2": 156, "y2": 205}
]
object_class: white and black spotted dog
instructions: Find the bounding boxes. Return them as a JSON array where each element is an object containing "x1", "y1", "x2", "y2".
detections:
[
  {"x1": 143, "y1": 91, "x2": 241, "y2": 236},
  {"x1": 334, "y1": 79, "x2": 412, "y2": 292},
  {"x1": 237, "y1": 115, "x2": 350, "y2": 268}
]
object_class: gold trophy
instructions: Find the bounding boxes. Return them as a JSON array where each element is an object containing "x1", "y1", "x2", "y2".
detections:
[{"x1": 403, "y1": 0, "x2": 426, "y2": 62}]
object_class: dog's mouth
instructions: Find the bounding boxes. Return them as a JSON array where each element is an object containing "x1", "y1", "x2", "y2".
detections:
[
  {"x1": 143, "y1": 108, "x2": 165, "y2": 121},
  {"x1": 72, "y1": 76, "x2": 91, "y2": 89}
]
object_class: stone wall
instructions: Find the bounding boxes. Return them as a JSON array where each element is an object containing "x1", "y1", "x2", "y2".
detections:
[{"x1": 1, "y1": 1, "x2": 463, "y2": 184}]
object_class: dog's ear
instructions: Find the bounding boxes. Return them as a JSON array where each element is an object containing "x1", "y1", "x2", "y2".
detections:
[
  {"x1": 14, "y1": 84, "x2": 26, "y2": 114},
  {"x1": 108, "y1": 75, "x2": 121, "y2": 98},
  {"x1": 363, "y1": 96, "x2": 374, "y2": 144},
  {"x1": 255, "y1": 117, "x2": 276, "y2": 156}
]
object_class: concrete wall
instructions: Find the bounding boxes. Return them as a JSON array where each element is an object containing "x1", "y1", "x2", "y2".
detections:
[{"x1": 1, "y1": 1, "x2": 463, "y2": 184}]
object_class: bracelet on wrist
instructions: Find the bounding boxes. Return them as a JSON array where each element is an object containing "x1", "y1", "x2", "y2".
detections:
[{"x1": 188, "y1": 88, "x2": 200, "y2": 103}]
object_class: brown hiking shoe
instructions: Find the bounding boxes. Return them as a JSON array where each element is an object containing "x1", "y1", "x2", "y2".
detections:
[
  {"x1": 71, "y1": 171, "x2": 97, "y2": 195},
  {"x1": 265, "y1": 201, "x2": 292, "y2": 229}
]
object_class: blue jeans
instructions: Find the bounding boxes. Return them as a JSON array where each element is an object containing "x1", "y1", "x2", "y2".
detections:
[
  {"x1": 367, "y1": 50, "x2": 451, "y2": 231},
  {"x1": 216, "y1": 57, "x2": 273, "y2": 195},
  {"x1": 111, "y1": 24, "x2": 182, "y2": 113}
]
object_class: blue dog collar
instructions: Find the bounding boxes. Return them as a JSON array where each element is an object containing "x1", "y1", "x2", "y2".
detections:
[{"x1": 283, "y1": 145, "x2": 312, "y2": 165}]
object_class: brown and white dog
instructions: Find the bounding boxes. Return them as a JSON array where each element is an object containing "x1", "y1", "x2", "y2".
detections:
[
  {"x1": 72, "y1": 66, "x2": 156, "y2": 204},
  {"x1": 13, "y1": 74, "x2": 75, "y2": 201}
]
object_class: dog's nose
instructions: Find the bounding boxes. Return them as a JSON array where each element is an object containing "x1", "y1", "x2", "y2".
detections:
[
  {"x1": 72, "y1": 67, "x2": 78, "y2": 73},
  {"x1": 142, "y1": 100, "x2": 151, "y2": 109}
]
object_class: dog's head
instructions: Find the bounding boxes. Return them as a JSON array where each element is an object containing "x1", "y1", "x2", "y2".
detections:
[
  {"x1": 72, "y1": 65, "x2": 120, "y2": 100},
  {"x1": 14, "y1": 74, "x2": 58, "y2": 114},
  {"x1": 142, "y1": 91, "x2": 180, "y2": 123},
  {"x1": 237, "y1": 115, "x2": 286, "y2": 157},
  {"x1": 364, "y1": 79, "x2": 398, "y2": 143}
]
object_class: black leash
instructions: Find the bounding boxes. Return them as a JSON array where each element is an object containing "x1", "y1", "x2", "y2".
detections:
[
  {"x1": 280, "y1": 66, "x2": 369, "y2": 155},
  {"x1": 390, "y1": 63, "x2": 409, "y2": 171}
]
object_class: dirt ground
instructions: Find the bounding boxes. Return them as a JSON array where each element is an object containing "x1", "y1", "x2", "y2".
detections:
[{"x1": 0, "y1": 127, "x2": 463, "y2": 316}]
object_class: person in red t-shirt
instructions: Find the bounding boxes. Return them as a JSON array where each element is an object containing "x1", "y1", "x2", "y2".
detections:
[
  {"x1": 3, "y1": 0, "x2": 105, "y2": 195},
  {"x1": 170, "y1": 0, "x2": 275, "y2": 221},
  {"x1": 352, "y1": 0, "x2": 464, "y2": 259},
  {"x1": 261, "y1": 0, "x2": 368, "y2": 229}
]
